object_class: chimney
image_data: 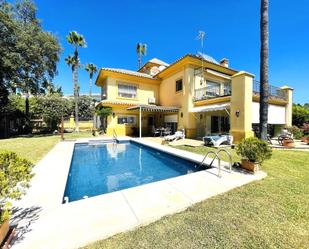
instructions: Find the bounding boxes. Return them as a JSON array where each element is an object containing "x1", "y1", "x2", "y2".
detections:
[{"x1": 220, "y1": 58, "x2": 229, "y2": 68}]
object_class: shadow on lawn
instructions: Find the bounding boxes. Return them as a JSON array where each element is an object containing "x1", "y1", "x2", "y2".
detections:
[{"x1": 10, "y1": 206, "x2": 42, "y2": 244}]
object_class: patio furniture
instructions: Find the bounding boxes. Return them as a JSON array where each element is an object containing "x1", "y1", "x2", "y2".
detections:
[
  {"x1": 164, "y1": 130, "x2": 185, "y2": 141},
  {"x1": 151, "y1": 126, "x2": 160, "y2": 137},
  {"x1": 267, "y1": 134, "x2": 272, "y2": 144},
  {"x1": 163, "y1": 127, "x2": 172, "y2": 136},
  {"x1": 277, "y1": 129, "x2": 293, "y2": 146},
  {"x1": 203, "y1": 134, "x2": 233, "y2": 147}
]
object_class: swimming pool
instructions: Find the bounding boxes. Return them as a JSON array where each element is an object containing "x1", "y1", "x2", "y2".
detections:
[{"x1": 63, "y1": 141, "x2": 199, "y2": 202}]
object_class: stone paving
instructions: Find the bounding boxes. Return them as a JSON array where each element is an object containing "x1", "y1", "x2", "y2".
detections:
[{"x1": 11, "y1": 137, "x2": 267, "y2": 249}]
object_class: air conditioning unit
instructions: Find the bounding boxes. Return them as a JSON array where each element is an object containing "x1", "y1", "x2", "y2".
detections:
[{"x1": 148, "y1": 97, "x2": 156, "y2": 104}]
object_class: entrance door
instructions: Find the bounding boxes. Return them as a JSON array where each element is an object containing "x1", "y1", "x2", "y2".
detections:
[
  {"x1": 211, "y1": 116, "x2": 230, "y2": 134},
  {"x1": 148, "y1": 116, "x2": 155, "y2": 126},
  {"x1": 211, "y1": 116, "x2": 219, "y2": 133}
]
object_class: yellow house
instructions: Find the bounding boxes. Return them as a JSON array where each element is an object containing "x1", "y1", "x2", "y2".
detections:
[{"x1": 95, "y1": 54, "x2": 293, "y2": 142}]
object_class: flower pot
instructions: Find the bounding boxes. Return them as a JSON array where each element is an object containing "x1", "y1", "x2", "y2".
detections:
[
  {"x1": 301, "y1": 137, "x2": 309, "y2": 144},
  {"x1": 283, "y1": 139, "x2": 295, "y2": 147},
  {"x1": 241, "y1": 159, "x2": 259, "y2": 172},
  {"x1": 0, "y1": 219, "x2": 9, "y2": 245}
]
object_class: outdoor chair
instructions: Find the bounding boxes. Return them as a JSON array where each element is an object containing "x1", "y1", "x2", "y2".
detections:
[
  {"x1": 151, "y1": 126, "x2": 160, "y2": 137},
  {"x1": 203, "y1": 134, "x2": 233, "y2": 147},
  {"x1": 277, "y1": 129, "x2": 293, "y2": 146},
  {"x1": 164, "y1": 130, "x2": 185, "y2": 142},
  {"x1": 267, "y1": 134, "x2": 273, "y2": 144},
  {"x1": 163, "y1": 127, "x2": 172, "y2": 136}
]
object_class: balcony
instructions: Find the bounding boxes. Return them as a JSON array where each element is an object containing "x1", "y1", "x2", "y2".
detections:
[
  {"x1": 253, "y1": 80, "x2": 287, "y2": 101},
  {"x1": 193, "y1": 84, "x2": 231, "y2": 102}
]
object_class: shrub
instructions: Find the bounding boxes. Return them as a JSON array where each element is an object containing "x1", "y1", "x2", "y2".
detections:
[
  {"x1": 292, "y1": 104, "x2": 309, "y2": 127},
  {"x1": 96, "y1": 106, "x2": 112, "y2": 132},
  {"x1": 0, "y1": 151, "x2": 34, "y2": 223},
  {"x1": 32, "y1": 94, "x2": 72, "y2": 131},
  {"x1": 286, "y1": 126, "x2": 304, "y2": 139},
  {"x1": 301, "y1": 122, "x2": 309, "y2": 135},
  {"x1": 236, "y1": 137, "x2": 272, "y2": 164}
]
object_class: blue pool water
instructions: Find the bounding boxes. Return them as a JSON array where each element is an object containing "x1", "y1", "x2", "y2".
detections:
[{"x1": 63, "y1": 141, "x2": 199, "y2": 202}]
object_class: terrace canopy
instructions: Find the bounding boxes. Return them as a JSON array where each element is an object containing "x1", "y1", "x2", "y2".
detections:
[
  {"x1": 189, "y1": 103, "x2": 230, "y2": 114},
  {"x1": 127, "y1": 105, "x2": 179, "y2": 138}
]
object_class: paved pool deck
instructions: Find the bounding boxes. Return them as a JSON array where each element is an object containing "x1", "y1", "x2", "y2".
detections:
[{"x1": 11, "y1": 137, "x2": 267, "y2": 249}]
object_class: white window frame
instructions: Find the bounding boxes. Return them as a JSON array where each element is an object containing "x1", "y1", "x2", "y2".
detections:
[
  {"x1": 117, "y1": 115, "x2": 137, "y2": 125},
  {"x1": 206, "y1": 80, "x2": 221, "y2": 97},
  {"x1": 175, "y1": 78, "x2": 183, "y2": 92},
  {"x1": 118, "y1": 82, "x2": 137, "y2": 98}
]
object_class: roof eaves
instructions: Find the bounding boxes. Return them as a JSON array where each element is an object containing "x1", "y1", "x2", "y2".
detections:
[
  {"x1": 101, "y1": 68, "x2": 156, "y2": 80},
  {"x1": 156, "y1": 54, "x2": 239, "y2": 78}
]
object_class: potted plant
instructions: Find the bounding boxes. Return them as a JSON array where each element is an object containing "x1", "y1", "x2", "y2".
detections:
[
  {"x1": 236, "y1": 137, "x2": 272, "y2": 172},
  {"x1": 0, "y1": 151, "x2": 33, "y2": 244},
  {"x1": 300, "y1": 136, "x2": 309, "y2": 144},
  {"x1": 282, "y1": 138, "x2": 295, "y2": 147}
]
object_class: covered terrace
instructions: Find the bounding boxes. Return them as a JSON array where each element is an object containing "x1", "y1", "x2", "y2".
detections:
[{"x1": 127, "y1": 105, "x2": 179, "y2": 138}]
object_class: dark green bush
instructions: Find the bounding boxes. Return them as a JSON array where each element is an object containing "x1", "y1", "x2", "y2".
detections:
[{"x1": 236, "y1": 137, "x2": 272, "y2": 164}]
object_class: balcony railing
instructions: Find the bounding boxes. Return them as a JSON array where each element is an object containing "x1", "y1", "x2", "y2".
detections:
[
  {"x1": 193, "y1": 85, "x2": 231, "y2": 102},
  {"x1": 253, "y1": 80, "x2": 287, "y2": 100}
]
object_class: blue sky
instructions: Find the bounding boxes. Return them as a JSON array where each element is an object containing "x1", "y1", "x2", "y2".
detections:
[{"x1": 35, "y1": 0, "x2": 308, "y2": 104}]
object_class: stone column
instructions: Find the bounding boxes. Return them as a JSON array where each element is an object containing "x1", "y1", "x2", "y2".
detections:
[
  {"x1": 230, "y1": 71, "x2": 255, "y2": 143},
  {"x1": 183, "y1": 66, "x2": 197, "y2": 138},
  {"x1": 280, "y1": 86, "x2": 293, "y2": 127}
]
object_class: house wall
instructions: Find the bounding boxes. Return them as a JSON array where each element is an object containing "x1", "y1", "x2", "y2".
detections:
[
  {"x1": 105, "y1": 105, "x2": 139, "y2": 136},
  {"x1": 96, "y1": 59, "x2": 293, "y2": 140},
  {"x1": 230, "y1": 71, "x2": 255, "y2": 143},
  {"x1": 105, "y1": 77, "x2": 160, "y2": 105},
  {"x1": 159, "y1": 66, "x2": 197, "y2": 138}
]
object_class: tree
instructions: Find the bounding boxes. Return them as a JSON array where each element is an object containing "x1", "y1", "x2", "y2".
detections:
[
  {"x1": 136, "y1": 43, "x2": 147, "y2": 69},
  {"x1": 96, "y1": 106, "x2": 112, "y2": 132},
  {"x1": 66, "y1": 31, "x2": 87, "y2": 132},
  {"x1": 69, "y1": 95, "x2": 95, "y2": 121},
  {"x1": 259, "y1": 0, "x2": 269, "y2": 141},
  {"x1": 85, "y1": 63, "x2": 98, "y2": 96},
  {"x1": 292, "y1": 104, "x2": 309, "y2": 127},
  {"x1": 41, "y1": 81, "x2": 63, "y2": 96},
  {"x1": 0, "y1": 0, "x2": 61, "y2": 116},
  {"x1": 65, "y1": 54, "x2": 78, "y2": 97},
  {"x1": 32, "y1": 94, "x2": 72, "y2": 131}
]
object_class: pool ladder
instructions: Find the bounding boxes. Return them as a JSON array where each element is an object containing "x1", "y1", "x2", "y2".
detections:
[
  {"x1": 198, "y1": 148, "x2": 232, "y2": 178},
  {"x1": 112, "y1": 129, "x2": 118, "y2": 144}
]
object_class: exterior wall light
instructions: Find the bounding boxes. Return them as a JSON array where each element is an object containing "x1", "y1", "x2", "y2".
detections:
[
  {"x1": 181, "y1": 112, "x2": 183, "y2": 118},
  {"x1": 112, "y1": 112, "x2": 115, "y2": 118},
  {"x1": 235, "y1": 110, "x2": 240, "y2": 117}
]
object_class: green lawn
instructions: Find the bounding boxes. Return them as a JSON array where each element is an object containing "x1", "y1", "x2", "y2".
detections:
[
  {"x1": 0, "y1": 132, "x2": 92, "y2": 163},
  {"x1": 1, "y1": 136, "x2": 308, "y2": 248},
  {"x1": 84, "y1": 147, "x2": 309, "y2": 249}
]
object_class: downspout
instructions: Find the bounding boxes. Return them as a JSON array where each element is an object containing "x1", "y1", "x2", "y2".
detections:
[{"x1": 139, "y1": 106, "x2": 142, "y2": 138}]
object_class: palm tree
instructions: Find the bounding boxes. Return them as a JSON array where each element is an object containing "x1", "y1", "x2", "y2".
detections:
[
  {"x1": 66, "y1": 31, "x2": 86, "y2": 132},
  {"x1": 259, "y1": 0, "x2": 269, "y2": 141},
  {"x1": 136, "y1": 43, "x2": 147, "y2": 69},
  {"x1": 85, "y1": 63, "x2": 98, "y2": 96},
  {"x1": 65, "y1": 55, "x2": 76, "y2": 83}
]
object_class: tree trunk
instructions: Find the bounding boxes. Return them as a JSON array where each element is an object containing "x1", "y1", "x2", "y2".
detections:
[
  {"x1": 74, "y1": 63, "x2": 79, "y2": 133},
  {"x1": 89, "y1": 76, "x2": 92, "y2": 96},
  {"x1": 259, "y1": 0, "x2": 269, "y2": 141},
  {"x1": 25, "y1": 92, "x2": 29, "y2": 118}
]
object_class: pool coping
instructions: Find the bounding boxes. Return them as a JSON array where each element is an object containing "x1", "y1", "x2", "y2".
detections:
[{"x1": 11, "y1": 137, "x2": 267, "y2": 249}]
